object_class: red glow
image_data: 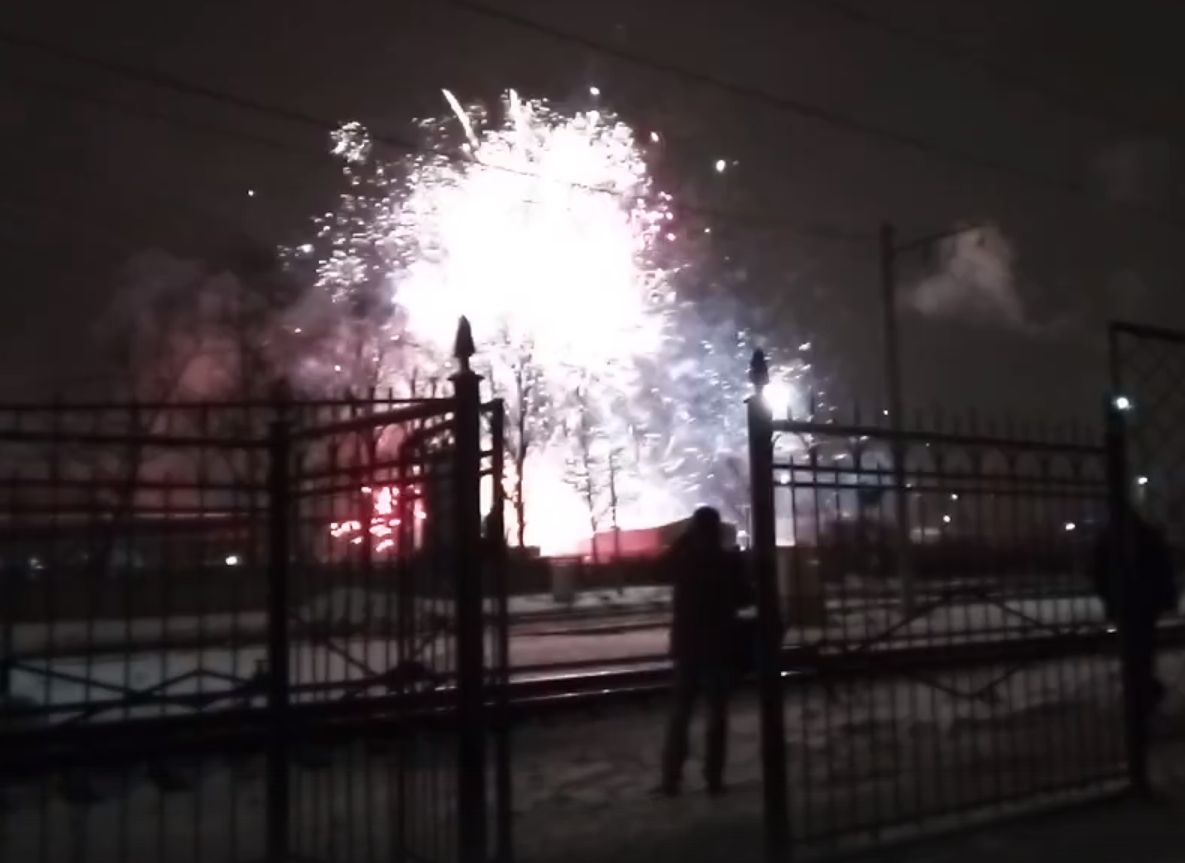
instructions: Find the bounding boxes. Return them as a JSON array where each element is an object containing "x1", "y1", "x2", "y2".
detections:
[{"x1": 327, "y1": 484, "x2": 424, "y2": 555}]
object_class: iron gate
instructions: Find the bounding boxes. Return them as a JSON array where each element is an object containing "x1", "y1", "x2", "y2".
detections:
[
  {"x1": 0, "y1": 320, "x2": 509, "y2": 863},
  {"x1": 747, "y1": 349, "x2": 1128, "y2": 858},
  {"x1": 1110, "y1": 321, "x2": 1185, "y2": 554},
  {"x1": 1109, "y1": 320, "x2": 1185, "y2": 786}
]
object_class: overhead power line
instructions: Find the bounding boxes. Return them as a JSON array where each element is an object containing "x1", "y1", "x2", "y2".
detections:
[
  {"x1": 795, "y1": 0, "x2": 1176, "y2": 142},
  {"x1": 0, "y1": 29, "x2": 867, "y2": 244},
  {"x1": 3, "y1": 69, "x2": 315, "y2": 158},
  {"x1": 440, "y1": 0, "x2": 1185, "y2": 232}
]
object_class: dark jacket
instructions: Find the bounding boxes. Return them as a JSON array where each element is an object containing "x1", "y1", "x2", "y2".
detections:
[
  {"x1": 1092, "y1": 514, "x2": 1177, "y2": 624},
  {"x1": 666, "y1": 537, "x2": 753, "y2": 666}
]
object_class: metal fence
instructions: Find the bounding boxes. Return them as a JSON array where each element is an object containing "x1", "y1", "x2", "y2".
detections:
[
  {"x1": 1109, "y1": 320, "x2": 1185, "y2": 788},
  {"x1": 1110, "y1": 321, "x2": 1185, "y2": 559},
  {"x1": 746, "y1": 350, "x2": 1129, "y2": 859},
  {"x1": 0, "y1": 321, "x2": 508, "y2": 863}
]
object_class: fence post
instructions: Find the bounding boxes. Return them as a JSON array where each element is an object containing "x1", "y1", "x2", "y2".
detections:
[
  {"x1": 266, "y1": 399, "x2": 292, "y2": 863},
  {"x1": 488, "y1": 399, "x2": 513, "y2": 863},
  {"x1": 747, "y1": 350, "x2": 791, "y2": 863},
  {"x1": 0, "y1": 573, "x2": 11, "y2": 699},
  {"x1": 485, "y1": 400, "x2": 514, "y2": 858},
  {"x1": 451, "y1": 317, "x2": 487, "y2": 863},
  {"x1": 1104, "y1": 397, "x2": 1148, "y2": 793}
]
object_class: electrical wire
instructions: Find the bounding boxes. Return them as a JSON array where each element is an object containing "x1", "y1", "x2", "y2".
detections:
[
  {"x1": 0, "y1": 28, "x2": 870, "y2": 244},
  {"x1": 439, "y1": 0, "x2": 1185, "y2": 231}
]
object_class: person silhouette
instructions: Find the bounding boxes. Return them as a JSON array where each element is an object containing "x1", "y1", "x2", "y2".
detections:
[
  {"x1": 1093, "y1": 505, "x2": 1177, "y2": 735},
  {"x1": 658, "y1": 506, "x2": 752, "y2": 796}
]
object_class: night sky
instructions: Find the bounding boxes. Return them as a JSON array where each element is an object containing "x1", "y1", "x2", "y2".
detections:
[{"x1": 3, "y1": 0, "x2": 1185, "y2": 426}]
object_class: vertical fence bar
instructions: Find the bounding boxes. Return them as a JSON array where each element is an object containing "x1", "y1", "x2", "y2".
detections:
[
  {"x1": 1104, "y1": 398, "x2": 1148, "y2": 793},
  {"x1": 452, "y1": 317, "x2": 487, "y2": 863},
  {"x1": 267, "y1": 406, "x2": 293, "y2": 863},
  {"x1": 880, "y1": 224, "x2": 915, "y2": 616},
  {"x1": 747, "y1": 350, "x2": 790, "y2": 863},
  {"x1": 489, "y1": 399, "x2": 513, "y2": 863}
]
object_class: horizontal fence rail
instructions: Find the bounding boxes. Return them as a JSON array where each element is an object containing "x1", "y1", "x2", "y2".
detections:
[
  {"x1": 748, "y1": 346, "x2": 1133, "y2": 861},
  {"x1": 0, "y1": 363, "x2": 508, "y2": 863}
]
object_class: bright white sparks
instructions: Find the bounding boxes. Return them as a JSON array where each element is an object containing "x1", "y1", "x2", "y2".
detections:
[
  {"x1": 388, "y1": 89, "x2": 673, "y2": 379},
  {"x1": 714, "y1": 159, "x2": 727, "y2": 173},
  {"x1": 762, "y1": 381, "x2": 794, "y2": 418},
  {"x1": 300, "y1": 90, "x2": 811, "y2": 551}
]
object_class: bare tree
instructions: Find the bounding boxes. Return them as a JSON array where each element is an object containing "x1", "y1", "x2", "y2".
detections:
[
  {"x1": 563, "y1": 386, "x2": 606, "y2": 563},
  {"x1": 604, "y1": 445, "x2": 627, "y2": 591},
  {"x1": 79, "y1": 247, "x2": 304, "y2": 574},
  {"x1": 506, "y1": 347, "x2": 552, "y2": 549}
]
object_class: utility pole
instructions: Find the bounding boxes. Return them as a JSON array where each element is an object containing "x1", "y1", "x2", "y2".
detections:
[
  {"x1": 879, "y1": 221, "x2": 985, "y2": 615},
  {"x1": 879, "y1": 222, "x2": 914, "y2": 614}
]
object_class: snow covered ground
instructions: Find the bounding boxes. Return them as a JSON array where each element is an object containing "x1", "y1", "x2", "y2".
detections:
[
  {"x1": 7, "y1": 647, "x2": 1185, "y2": 863},
  {"x1": 13, "y1": 577, "x2": 1158, "y2": 657},
  {"x1": 3, "y1": 582, "x2": 1165, "y2": 726}
]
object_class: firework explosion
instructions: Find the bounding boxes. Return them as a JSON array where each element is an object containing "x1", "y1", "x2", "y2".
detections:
[{"x1": 293, "y1": 89, "x2": 810, "y2": 553}]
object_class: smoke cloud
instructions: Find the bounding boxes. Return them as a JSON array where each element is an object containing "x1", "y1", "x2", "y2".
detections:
[{"x1": 906, "y1": 223, "x2": 1030, "y2": 331}]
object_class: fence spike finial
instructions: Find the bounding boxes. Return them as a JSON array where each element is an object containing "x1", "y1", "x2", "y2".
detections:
[
  {"x1": 454, "y1": 316, "x2": 476, "y2": 371},
  {"x1": 749, "y1": 349, "x2": 769, "y2": 390}
]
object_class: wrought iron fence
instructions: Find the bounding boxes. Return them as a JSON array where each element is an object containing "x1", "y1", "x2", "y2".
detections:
[
  {"x1": 1109, "y1": 320, "x2": 1185, "y2": 788},
  {"x1": 1110, "y1": 321, "x2": 1185, "y2": 568},
  {"x1": 747, "y1": 350, "x2": 1129, "y2": 859},
  {"x1": 0, "y1": 323, "x2": 508, "y2": 863}
]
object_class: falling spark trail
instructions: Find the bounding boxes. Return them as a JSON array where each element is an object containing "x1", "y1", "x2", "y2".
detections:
[
  {"x1": 295, "y1": 89, "x2": 813, "y2": 552},
  {"x1": 442, "y1": 88, "x2": 479, "y2": 149}
]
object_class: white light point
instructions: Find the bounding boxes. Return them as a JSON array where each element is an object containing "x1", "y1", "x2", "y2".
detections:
[
  {"x1": 589, "y1": 85, "x2": 601, "y2": 97},
  {"x1": 799, "y1": 342, "x2": 811, "y2": 352},
  {"x1": 950, "y1": 493, "x2": 959, "y2": 501},
  {"x1": 762, "y1": 381, "x2": 793, "y2": 418},
  {"x1": 942, "y1": 514, "x2": 952, "y2": 524},
  {"x1": 1064, "y1": 521, "x2": 1076, "y2": 532},
  {"x1": 225, "y1": 554, "x2": 241, "y2": 566},
  {"x1": 649, "y1": 131, "x2": 660, "y2": 143},
  {"x1": 1137, "y1": 475, "x2": 1149, "y2": 486},
  {"x1": 1114, "y1": 395, "x2": 1132, "y2": 411},
  {"x1": 714, "y1": 159, "x2": 727, "y2": 173},
  {"x1": 247, "y1": 189, "x2": 256, "y2": 198}
]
